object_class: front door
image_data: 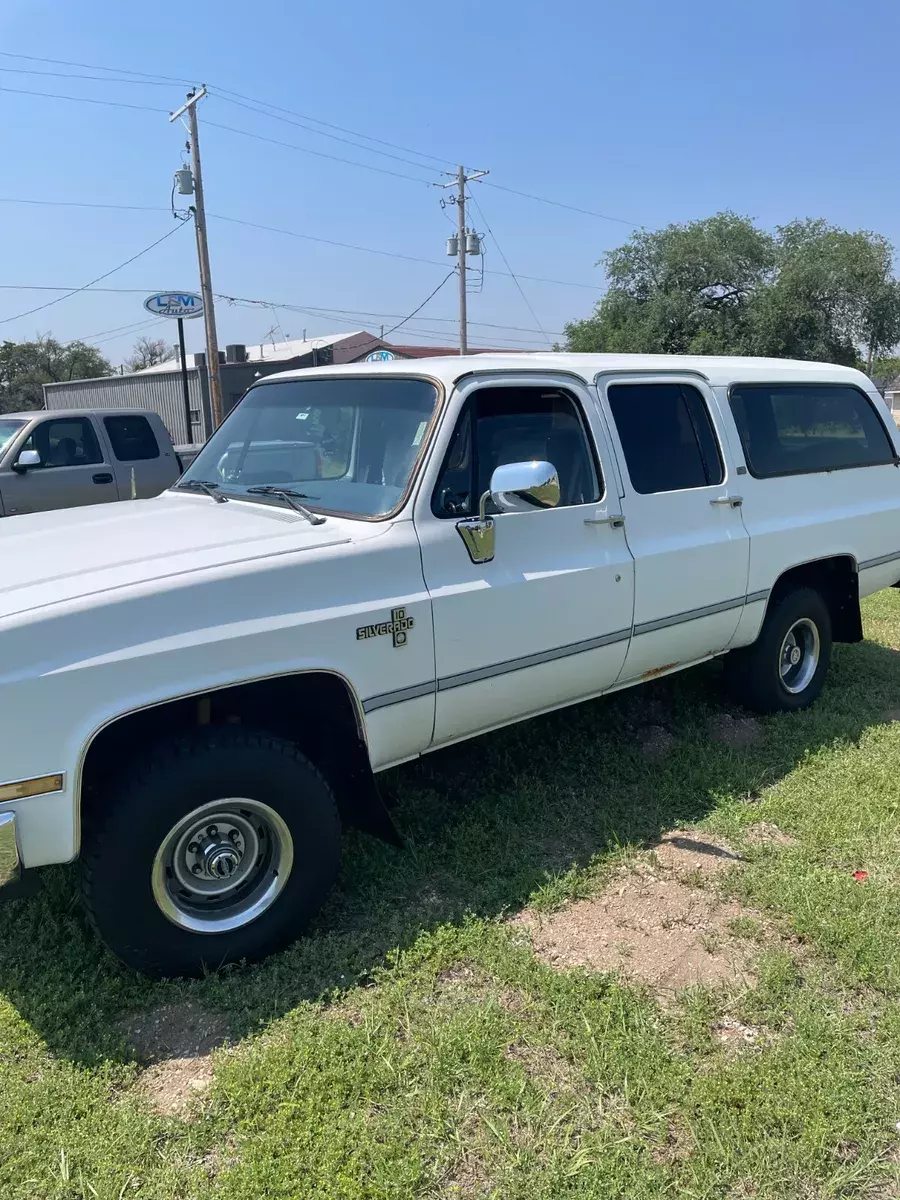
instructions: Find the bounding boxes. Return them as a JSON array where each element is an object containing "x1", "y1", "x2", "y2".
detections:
[
  {"x1": 1, "y1": 417, "x2": 120, "y2": 514},
  {"x1": 597, "y1": 375, "x2": 750, "y2": 680},
  {"x1": 416, "y1": 376, "x2": 635, "y2": 746}
]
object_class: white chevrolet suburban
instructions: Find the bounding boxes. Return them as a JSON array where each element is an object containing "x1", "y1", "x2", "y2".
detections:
[{"x1": 2, "y1": 354, "x2": 899, "y2": 977}]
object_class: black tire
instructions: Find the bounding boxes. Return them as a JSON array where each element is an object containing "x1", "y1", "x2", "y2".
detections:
[
  {"x1": 724, "y1": 586, "x2": 833, "y2": 714},
  {"x1": 82, "y1": 729, "x2": 341, "y2": 978}
]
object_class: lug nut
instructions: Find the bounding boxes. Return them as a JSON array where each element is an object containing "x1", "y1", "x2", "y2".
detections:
[
  {"x1": 207, "y1": 825, "x2": 218, "y2": 837},
  {"x1": 191, "y1": 864, "x2": 203, "y2": 875},
  {"x1": 229, "y1": 829, "x2": 241, "y2": 843},
  {"x1": 188, "y1": 842, "x2": 199, "y2": 854}
]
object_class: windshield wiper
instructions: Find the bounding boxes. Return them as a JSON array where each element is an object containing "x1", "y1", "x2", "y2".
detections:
[
  {"x1": 246, "y1": 486, "x2": 326, "y2": 525},
  {"x1": 174, "y1": 479, "x2": 228, "y2": 503}
]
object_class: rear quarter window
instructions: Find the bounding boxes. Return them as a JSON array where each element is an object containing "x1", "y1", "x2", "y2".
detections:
[
  {"x1": 104, "y1": 415, "x2": 160, "y2": 462},
  {"x1": 729, "y1": 384, "x2": 895, "y2": 477}
]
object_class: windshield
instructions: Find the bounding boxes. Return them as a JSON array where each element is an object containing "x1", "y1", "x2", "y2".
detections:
[
  {"x1": 0, "y1": 419, "x2": 26, "y2": 457},
  {"x1": 179, "y1": 377, "x2": 438, "y2": 518}
]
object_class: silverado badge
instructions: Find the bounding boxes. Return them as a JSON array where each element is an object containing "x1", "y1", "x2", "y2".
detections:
[{"x1": 356, "y1": 607, "x2": 414, "y2": 648}]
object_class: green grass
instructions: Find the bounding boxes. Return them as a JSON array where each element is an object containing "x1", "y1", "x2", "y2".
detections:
[{"x1": 6, "y1": 593, "x2": 900, "y2": 1196}]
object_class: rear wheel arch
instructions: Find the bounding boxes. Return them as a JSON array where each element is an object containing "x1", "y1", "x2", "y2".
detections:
[{"x1": 764, "y1": 554, "x2": 861, "y2": 644}]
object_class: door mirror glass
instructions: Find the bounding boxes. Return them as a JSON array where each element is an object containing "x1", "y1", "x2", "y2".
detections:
[
  {"x1": 490, "y1": 459, "x2": 560, "y2": 512},
  {"x1": 14, "y1": 448, "x2": 41, "y2": 471}
]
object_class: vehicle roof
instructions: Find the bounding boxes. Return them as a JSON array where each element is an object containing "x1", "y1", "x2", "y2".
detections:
[
  {"x1": 1, "y1": 407, "x2": 160, "y2": 421},
  {"x1": 259, "y1": 352, "x2": 874, "y2": 390}
]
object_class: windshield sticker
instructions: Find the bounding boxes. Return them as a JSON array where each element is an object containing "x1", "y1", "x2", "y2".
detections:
[{"x1": 412, "y1": 421, "x2": 428, "y2": 447}]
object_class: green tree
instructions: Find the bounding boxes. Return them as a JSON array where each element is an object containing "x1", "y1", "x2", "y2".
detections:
[
  {"x1": 565, "y1": 213, "x2": 900, "y2": 368},
  {"x1": 0, "y1": 335, "x2": 113, "y2": 413}
]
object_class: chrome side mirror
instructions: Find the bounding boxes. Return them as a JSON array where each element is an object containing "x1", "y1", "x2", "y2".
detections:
[
  {"x1": 489, "y1": 460, "x2": 560, "y2": 512},
  {"x1": 455, "y1": 460, "x2": 560, "y2": 565},
  {"x1": 13, "y1": 449, "x2": 41, "y2": 473}
]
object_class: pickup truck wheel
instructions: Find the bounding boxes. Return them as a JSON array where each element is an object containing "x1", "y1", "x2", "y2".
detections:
[
  {"x1": 725, "y1": 587, "x2": 832, "y2": 714},
  {"x1": 81, "y1": 730, "x2": 340, "y2": 978}
]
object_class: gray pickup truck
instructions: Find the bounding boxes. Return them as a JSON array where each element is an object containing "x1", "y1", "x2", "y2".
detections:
[{"x1": 0, "y1": 408, "x2": 182, "y2": 516}]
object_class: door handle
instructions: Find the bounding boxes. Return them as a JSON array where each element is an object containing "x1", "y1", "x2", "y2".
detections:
[
  {"x1": 584, "y1": 513, "x2": 625, "y2": 528},
  {"x1": 92, "y1": 472, "x2": 114, "y2": 484},
  {"x1": 710, "y1": 495, "x2": 743, "y2": 508}
]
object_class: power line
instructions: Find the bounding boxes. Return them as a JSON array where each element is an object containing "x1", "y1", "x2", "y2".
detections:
[
  {"x1": 0, "y1": 50, "x2": 645, "y2": 228},
  {"x1": 0, "y1": 196, "x2": 170, "y2": 213},
  {"x1": 0, "y1": 284, "x2": 159, "y2": 294},
  {"x1": 203, "y1": 119, "x2": 436, "y2": 185},
  {"x1": 209, "y1": 91, "x2": 445, "y2": 174},
  {"x1": 208, "y1": 212, "x2": 447, "y2": 267},
  {"x1": 0, "y1": 222, "x2": 189, "y2": 326},
  {"x1": 0, "y1": 83, "x2": 168, "y2": 112},
  {"x1": 208, "y1": 86, "x2": 455, "y2": 168},
  {"x1": 467, "y1": 191, "x2": 552, "y2": 348},
  {"x1": 0, "y1": 50, "x2": 193, "y2": 85},
  {"x1": 0, "y1": 65, "x2": 178, "y2": 87},
  {"x1": 478, "y1": 180, "x2": 641, "y2": 228},
  {"x1": 207, "y1": 213, "x2": 603, "y2": 291},
  {"x1": 72, "y1": 316, "x2": 169, "y2": 344}
]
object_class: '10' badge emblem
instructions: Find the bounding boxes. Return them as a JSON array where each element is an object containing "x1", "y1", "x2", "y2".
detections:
[{"x1": 356, "y1": 608, "x2": 414, "y2": 648}]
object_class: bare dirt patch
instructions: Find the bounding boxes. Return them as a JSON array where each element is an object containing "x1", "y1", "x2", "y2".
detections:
[
  {"x1": 647, "y1": 831, "x2": 745, "y2": 877},
  {"x1": 707, "y1": 714, "x2": 764, "y2": 750},
  {"x1": 523, "y1": 876, "x2": 755, "y2": 992},
  {"x1": 120, "y1": 1001, "x2": 230, "y2": 1118},
  {"x1": 744, "y1": 821, "x2": 797, "y2": 848}
]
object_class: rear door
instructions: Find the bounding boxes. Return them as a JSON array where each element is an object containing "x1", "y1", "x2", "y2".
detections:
[
  {"x1": 416, "y1": 373, "x2": 635, "y2": 746},
  {"x1": 0, "y1": 416, "x2": 120, "y2": 514},
  {"x1": 597, "y1": 374, "x2": 750, "y2": 681},
  {"x1": 103, "y1": 413, "x2": 179, "y2": 498}
]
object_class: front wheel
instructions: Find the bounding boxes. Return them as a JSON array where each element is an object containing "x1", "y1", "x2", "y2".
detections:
[
  {"x1": 82, "y1": 730, "x2": 341, "y2": 977},
  {"x1": 725, "y1": 586, "x2": 833, "y2": 714}
]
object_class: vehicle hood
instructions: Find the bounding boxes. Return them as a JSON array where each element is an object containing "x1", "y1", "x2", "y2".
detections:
[{"x1": 0, "y1": 493, "x2": 380, "y2": 621}]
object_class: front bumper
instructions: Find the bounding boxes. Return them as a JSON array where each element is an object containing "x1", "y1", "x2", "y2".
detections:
[{"x1": 0, "y1": 812, "x2": 21, "y2": 894}]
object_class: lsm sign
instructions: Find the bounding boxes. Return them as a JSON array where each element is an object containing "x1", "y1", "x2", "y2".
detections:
[{"x1": 143, "y1": 292, "x2": 205, "y2": 319}]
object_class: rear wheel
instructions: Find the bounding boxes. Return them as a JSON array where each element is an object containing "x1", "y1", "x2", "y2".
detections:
[
  {"x1": 725, "y1": 587, "x2": 832, "y2": 713},
  {"x1": 82, "y1": 729, "x2": 341, "y2": 977}
]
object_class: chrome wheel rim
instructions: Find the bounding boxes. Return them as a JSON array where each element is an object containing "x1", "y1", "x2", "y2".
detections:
[
  {"x1": 151, "y1": 798, "x2": 293, "y2": 933},
  {"x1": 778, "y1": 618, "x2": 820, "y2": 694}
]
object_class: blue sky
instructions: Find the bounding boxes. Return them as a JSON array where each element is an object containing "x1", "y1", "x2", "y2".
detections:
[{"x1": 0, "y1": 0, "x2": 897, "y2": 363}]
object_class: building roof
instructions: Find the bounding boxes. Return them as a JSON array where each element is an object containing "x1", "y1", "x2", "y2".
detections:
[
  {"x1": 385, "y1": 344, "x2": 525, "y2": 358},
  {"x1": 263, "y1": 352, "x2": 873, "y2": 391},
  {"x1": 133, "y1": 331, "x2": 372, "y2": 372}
]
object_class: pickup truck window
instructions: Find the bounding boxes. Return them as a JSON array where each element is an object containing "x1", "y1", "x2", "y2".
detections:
[
  {"x1": 0, "y1": 419, "x2": 25, "y2": 456},
  {"x1": 104, "y1": 415, "x2": 160, "y2": 462},
  {"x1": 179, "y1": 376, "x2": 438, "y2": 518},
  {"x1": 607, "y1": 382, "x2": 724, "y2": 494},
  {"x1": 432, "y1": 386, "x2": 601, "y2": 517},
  {"x1": 21, "y1": 418, "x2": 103, "y2": 469},
  {"x1": 729, "y1": 384, "x2": 895, "y2": 477}
]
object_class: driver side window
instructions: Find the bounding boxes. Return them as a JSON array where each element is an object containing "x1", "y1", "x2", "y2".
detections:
[
  {"x1": 431, "y1": 386, "x2": 602, "y2": 517},
  {"x1": 22, "y1": 418, "x2": 103, "y2": 469}
]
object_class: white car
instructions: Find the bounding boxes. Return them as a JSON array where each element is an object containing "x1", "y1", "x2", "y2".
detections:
[{"x1": 2, "y1": 353, "x2": 898, "y2": 976}]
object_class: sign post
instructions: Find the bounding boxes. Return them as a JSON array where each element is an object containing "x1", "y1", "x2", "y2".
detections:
[
  {"x1": 176, "y1": 317, "x2": 192, "y2": 444},
  {"x1": 143, "y1": 292, "x2": 204, "y2": 445}
]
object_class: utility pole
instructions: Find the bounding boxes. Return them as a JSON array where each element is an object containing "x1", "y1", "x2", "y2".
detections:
[
  {"x1": 456, "y1": 165, "x2": 468, "y2": 355},
  {"x1": 440, "y1": 165, "x2": 488, "y2": 354},
  {"x1": 170, "y1": 87, "x2": 224, "y2": 430}
]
